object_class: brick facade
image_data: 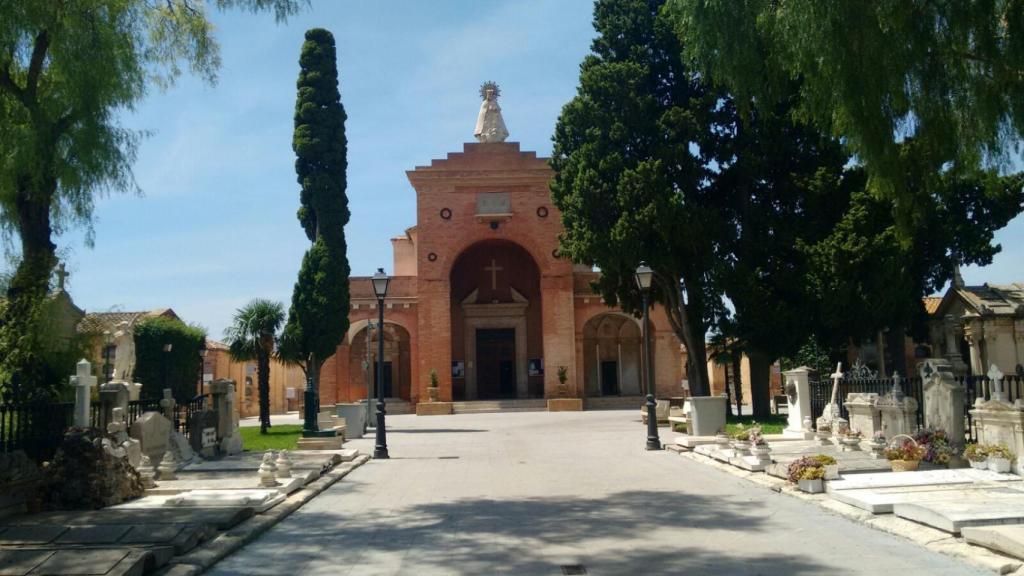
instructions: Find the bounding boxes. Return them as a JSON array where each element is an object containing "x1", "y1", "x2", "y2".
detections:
[{"x1": 319, "y1": 141, "x2": 685, "y2": 406}]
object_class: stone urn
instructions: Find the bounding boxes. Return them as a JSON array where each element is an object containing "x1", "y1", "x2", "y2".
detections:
[
  {"x1": 731, "y1": 440, "x2": 751, "y2": 455},
  {"x1": 815, "y1": 430, "x2": 832, "y2": 446},
  {"x1": 750, "y1": 443, "x2": 771, "y2": 459},
  {"x1": 427, "y1": 386, "x2": 440, "y2": 403},
  {"x1": 839, "y1": 436, "x2": 862, "y2": 451},
  {"x1": 714, "y1": 433, "x2": 730, "y2": 448},
  {"x1": 868, "y1": 439, "x2": 886, "y2": 460}
]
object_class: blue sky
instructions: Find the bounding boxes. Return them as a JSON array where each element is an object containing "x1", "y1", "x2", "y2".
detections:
[{"x1": 46, "y1": 0, "x2": 1024, "y2": 340}]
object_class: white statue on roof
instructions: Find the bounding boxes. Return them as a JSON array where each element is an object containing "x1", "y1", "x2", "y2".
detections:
[{"x1": 474, "y1": 81, "x2": 509, "y2": 143}]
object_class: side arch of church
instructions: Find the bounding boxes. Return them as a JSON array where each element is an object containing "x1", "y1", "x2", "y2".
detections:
[{"x1": 579, "y1": 312, "x2": 644, "y2": 397}]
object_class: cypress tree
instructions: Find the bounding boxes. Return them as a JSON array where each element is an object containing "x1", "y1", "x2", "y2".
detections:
[{"x1": 279, "y1": 28, "x2": 350, "y2": 434}]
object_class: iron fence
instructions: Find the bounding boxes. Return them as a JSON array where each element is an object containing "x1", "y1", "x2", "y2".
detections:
[
  {"x1": 810, "y1": 373, "x2": 1024, "y2": 443},
  {"x1": 809, "y1": 375, "x2": 925, "y2": 429},
  {"x1": 0, "y1": 400, "x2": 74, "y2": 463}
]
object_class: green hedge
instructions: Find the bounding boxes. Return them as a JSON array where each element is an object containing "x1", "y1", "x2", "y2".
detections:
[{"x1": 133, "y1": 317, "x2": 206, "y2": 402}]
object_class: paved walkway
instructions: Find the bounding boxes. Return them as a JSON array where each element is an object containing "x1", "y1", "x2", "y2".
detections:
[{"x1": 210, "y1": 410, "x2": 985, "y2": 576}]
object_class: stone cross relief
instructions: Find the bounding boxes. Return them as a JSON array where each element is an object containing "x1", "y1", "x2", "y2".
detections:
[
  {"x1": 828, "y1": 363, "x2": 844, "y2": 406},
  {"x1": 484, "y1": 259, "x2": 503, "y2": 290},
  {"x1": 989, "y1": 364, "x2": 1006, "y2": 403}
]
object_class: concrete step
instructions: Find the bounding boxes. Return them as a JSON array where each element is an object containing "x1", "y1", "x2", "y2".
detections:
[
  {"x1": 584, "y1": 396, "x2": 645, "y2": 410},
  {"x1": 451, "y1": 400, "x2": 548, "y2": 414}
]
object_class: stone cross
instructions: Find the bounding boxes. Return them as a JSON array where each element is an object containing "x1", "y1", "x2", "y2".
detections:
[
  {"x1": 890, "y1": 371, "x2": 904, "y2": 401},
  {"x1": 989, "y1": 364, "x2": 1006, "y2": 403},
  {"x1": 107, "y1": 406, "x2": 127, "y2": 441},
  {"x1": 484, "y1": 259, "x2": 503, "y2": 290},
  {"x1": 55, "y1": 262, "x2": 69, "y2": 291},
  {"x1": 70, "y1": 359, "x2": 96, "y2": 428},
  {"x1": 160, "y1": 389, "x2": 176, "y2": 424},
  {"x1": 828, "y1": 363, "x2": 844, "y2": 406}
]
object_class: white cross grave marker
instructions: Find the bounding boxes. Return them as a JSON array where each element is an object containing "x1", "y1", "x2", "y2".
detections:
[{"x1": 71, "y1": 359, "x2": 96, "y2": 428}]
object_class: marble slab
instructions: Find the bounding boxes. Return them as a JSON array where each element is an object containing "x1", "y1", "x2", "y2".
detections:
[
  {"x1": 963, "y1": 524, "x2": 1024, "y2": 560},
  {"x1": 894, "y1": 500, "x2": 1024, "y2": 534},
  {"x1": 164, "y1": 490, "x2": 286, "y2": 513},
  {"x1": 8, "y1": 508, "x2": 254, "y2": 530},
  {"x1": 729, "y1": 455, "x2": 771, "y2": 472},
  {"x1": 826, "y1": 469, "x2": 1021, "y2": 492},
  {"x1": 830, "y1": 484, "x2": 1024, "y2": 514},
  {"x1": 147, "y1": 475, "x2": 305, "y2": 496}
]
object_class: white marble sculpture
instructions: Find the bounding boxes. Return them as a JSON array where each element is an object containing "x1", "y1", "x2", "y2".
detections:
[
  {"x1": 112, "y1": 321, "x2": 135, "y2": 382},
  {"x1": 474, "y1": 81, "x2": 509, "y2": 143}
]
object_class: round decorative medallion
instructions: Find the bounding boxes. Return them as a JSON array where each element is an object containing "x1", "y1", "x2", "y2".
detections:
[
  {"x1": 536, "y1": 206, "x2": 549, "y2": 218},
  {"x1": 427, "y1": 252, "x2": 438, "y2": 262},
  {"x1": 440, "y1": 208, "x2": 452, "y2": 220}
]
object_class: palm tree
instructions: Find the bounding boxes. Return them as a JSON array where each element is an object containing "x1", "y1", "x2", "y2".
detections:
[{"x1": 224, "y1": 299, "x2": 285, "y2": 434}]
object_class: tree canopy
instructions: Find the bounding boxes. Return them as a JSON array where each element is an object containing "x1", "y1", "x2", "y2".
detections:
[
  {"x1": 667, "y1": 0, "x2": 1024, "y2": 227},
  {"x1": 0, "y1": 0, "x2": 302, "y2": 396}
]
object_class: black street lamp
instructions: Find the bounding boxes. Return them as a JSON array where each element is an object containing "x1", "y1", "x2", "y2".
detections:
[
  {"x1": 371, "y1": 268, "x2": 391, "y2": 459},
  {"x1": 102, "y1": 330, "x2": 114, "y2": 383},
  {"x1": 198, "y1": 339, "x2": 207, "y2": 397},
  {"x1": 635, "y1": 263, "x2": 661, "y2": 451}
]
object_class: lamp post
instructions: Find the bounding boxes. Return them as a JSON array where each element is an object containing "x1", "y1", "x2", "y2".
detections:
[
  {"x1": 371, "y1": 268, "x2": 391, "y2": 459},
  {"x1": 198, "y1": 339, "x2": 207, "y2": 397},
  {"x1": 161, "y1": 342, "x2": 173, "y2": 394},
  {"x1": 635, "y1": 263, "x2": 661, "y2": 451},
  {"x1": 102, "y1": 330, "x2": 114, "y2": 383}
]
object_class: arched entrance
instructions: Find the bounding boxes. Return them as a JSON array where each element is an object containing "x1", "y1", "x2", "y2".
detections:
[
  {"x1": 347, "y1": 322, "x2": 412, "y2": 401},
  {"x1": 582, "y1": 314, "x2": 643, "y2": 397},
  {"x1": 449, "y1": 240, "x2": 543, "y2": 400}
]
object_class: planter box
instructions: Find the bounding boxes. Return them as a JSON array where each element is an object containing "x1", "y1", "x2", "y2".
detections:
[
  {"x1": 989, "y1": 457, "x2": 1013, "y2": 473},
  {"x1": 416, "y1": 402, "x2": 453, "y2": 416},
  {"x1": 335, "y1": 403, "x2": 366, "y2": 439},
  {"x1": 969, "y1": 460, "x2": 988, "y2": 470},
  {"x1": 798, "y1": 478, "x2": 824, "y2": 494},
  {"x1": 547, "y1": 398, "x2": 584, "y2": 412}
]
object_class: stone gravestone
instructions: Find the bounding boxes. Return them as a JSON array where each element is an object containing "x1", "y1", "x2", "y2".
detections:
[
  {"x1": 161, "y1": 389, "x2": 196, "y2": 464},
  {"x1": 98, "y1": 381, "x2": 129, "y2": 431},
  {"x1": 877, "y1": 372, "x2": 918, "y2": 439},
  {"x1": 783, "y1": 368, "x2": 815, "y2": 439},
  {"x1": 188, "y1": 410, "x2": 219, "y2": 459},
  {"x1": 920, "y1": 358, "x2": 965, "y2": 450},
  {"x1": 129, "y1": 412, "x2": 171, "y2": 466},
  {"x1": 209, "y1": 379, "x2": 243, "y2": 454},
  {"x1": 970, "y1": 364, "x2": 1024, "y2": 474},
  {"x1": 845, "y1": 392, "x2": 881, "y2": 438},
  {"x1": 106, "y1": 407, "x2": 142, "y2": 469},
  {"x1": 70, "y1": 359, "x2": 97, "y2": 428}
]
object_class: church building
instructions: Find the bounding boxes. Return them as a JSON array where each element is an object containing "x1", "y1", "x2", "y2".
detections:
[{"x1": 318, "y1": 84, "x2": 685, "y2": 409}]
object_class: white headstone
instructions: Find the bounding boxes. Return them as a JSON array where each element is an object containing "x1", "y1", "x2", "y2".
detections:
[{"x1": 70, "y1": 359, "x2": 97, "y2": 428}]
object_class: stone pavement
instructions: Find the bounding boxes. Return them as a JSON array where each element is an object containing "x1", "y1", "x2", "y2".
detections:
[{"x1": 208, "y1": 410, "x2": 985, "y2": 576}]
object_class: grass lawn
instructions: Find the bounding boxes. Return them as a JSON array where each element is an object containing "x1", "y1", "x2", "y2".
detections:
[
  {"x1": 725, "y1": 414, "x2": 786, "y2": 435},
  {"x1": 240, "y1": 424, "x2": 303, "y2": 451}
]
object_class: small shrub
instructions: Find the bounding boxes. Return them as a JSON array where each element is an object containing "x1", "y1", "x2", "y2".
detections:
[
  {"x1": 812, "y1": 454, "x2": 836, "y2": 466},
  {"x1": 884, "y1": 439, "x2": 926, "y2": 461},
  {"x1": 963, "y1": 443, "x2": 987, "y2": 462},
  {"x1": 786, "y1": 456, "x2": 823, "y2": 484},
  {"x1": 799, "y1": 466, "x2": 826, "y2": 481},
  {"x1": 988, "y1": 443, "x2": 1014, "y2": 461}
]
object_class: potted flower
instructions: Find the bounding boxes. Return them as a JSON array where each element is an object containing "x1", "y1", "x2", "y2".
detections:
[
  {"x1": 786, "y1": 456, "x2": 822, "y2": 488},
  {"x1": 815, "y1": 422, "x2": 832, "y2": 445},
  {"x1": 988, "y1": 444, "x2": 1014, "y2": 473},
  {"x1": 731, "y1": 425, "x2": 751, "y2": 454},
  {"x1": 426, "y1": 369, "x2": 440, "y2": 403},
  {"x1": 813, "y1": 454, "x2": 839, "y2": 480},
  {"x1": 884, "y1": 435, "x2": 926, "y2": 472},
  {"x1": 839, "y1": 429, "x2": 862, "y2": 451},
  {"x1": 913, "y1": 427, "x2": 955, "y2": 467},
  {"x1": 797, "y1": 465, "x2": 826, "y2": 494},
  {"x1": 963, "y1": 444, "x2": 988, "y2": 470},
  {"x1": 868, "y1": 431, "x2": 887, "y2": 459},
  {"x1": 557, "y1": 366, "x2": 569, "y2": 397},
  {"x1": 749, "y1": 428, "x2": 770, "y2": 458}
]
